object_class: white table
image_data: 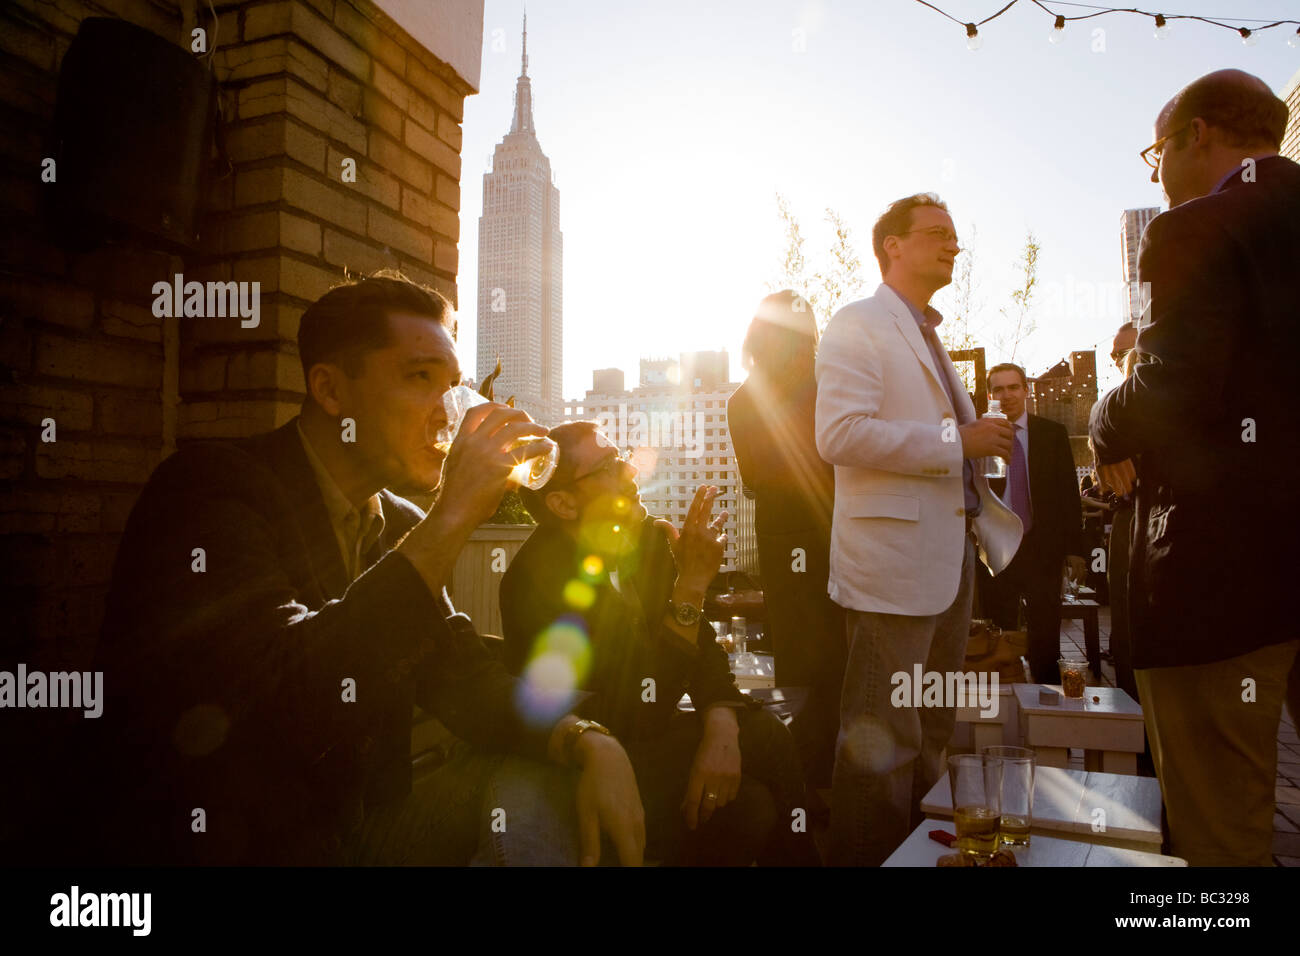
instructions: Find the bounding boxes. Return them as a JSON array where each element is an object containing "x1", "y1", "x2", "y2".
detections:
[
  {"x1": 951, "y1": 684, "x2": 1020, "y2": 752},
  {"x1": 883, "y1": 818, "x2": 1185, "y2": 867},
  {"x1": 920, "y1": 766, "x2": 1163, "y2": 851},
  {"x1": 1014, "y1": 683, "x2": 1145, "y2": 774}
]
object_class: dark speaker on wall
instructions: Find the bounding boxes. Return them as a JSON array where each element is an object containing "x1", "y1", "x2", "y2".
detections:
[{"x1": 53, "y1": 17, "x2": 217, "y2": 251}]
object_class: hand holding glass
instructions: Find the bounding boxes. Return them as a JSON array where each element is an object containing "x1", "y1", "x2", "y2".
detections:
[{"x1": 430, "y1": 385, "x2": 558, "y2": 491}]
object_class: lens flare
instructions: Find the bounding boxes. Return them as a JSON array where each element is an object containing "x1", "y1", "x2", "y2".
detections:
[
  {"x1": 580, "y1": 554, "x2": 604, "y2": 578},
  {"x1": 840, "y1": 716, "x2": 897, "y2": 774},
  {"x1": 563, "y1": 578, "x2": 596, "y2": 610},
  {"x1": 514, "y1": 619, "x2": 592, "y2": 728}
]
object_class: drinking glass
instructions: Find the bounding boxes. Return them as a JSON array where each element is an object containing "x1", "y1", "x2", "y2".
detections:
[
  {"x1": 948, "y1": 754, "x2": 1002, "y2": 859},
  {"x1": 430, "y1": 385, "x2": 558, "y2": 490},
  {"x1": 983, "y1": 745, "x2": 1036, "y2": 847},
  {"x1": 732, "y1": 616, "x2": 761, "y2": 675},
  {"x1": 1058, "y1": 657, "x2": 1087, "y2": 699}
]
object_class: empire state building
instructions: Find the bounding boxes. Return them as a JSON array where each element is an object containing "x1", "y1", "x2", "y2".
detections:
[{"x1": 477, "y1": 18, "x2": 562, "y2": 425}]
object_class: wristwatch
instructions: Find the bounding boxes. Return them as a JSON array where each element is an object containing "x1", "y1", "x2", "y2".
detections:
[
  {"x1": 669, "y1": 598, "x2": 702, "y2": 628},
  {"x1": 562, "y1": 718, "x2": 612, "y2": 765}
]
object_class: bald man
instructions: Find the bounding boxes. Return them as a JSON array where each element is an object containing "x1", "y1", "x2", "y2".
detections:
[{"x1": 1090, "y1": 70, "x2": 1300, "y2": 866}]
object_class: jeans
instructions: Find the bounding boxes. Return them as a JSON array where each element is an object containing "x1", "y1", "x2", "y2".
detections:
[
  {"x1": 829, "y1": 534, "x2": 974, "y2": 866},
  {"x1": 344, "y1": 741, "x2": 581, "y2": 865}
]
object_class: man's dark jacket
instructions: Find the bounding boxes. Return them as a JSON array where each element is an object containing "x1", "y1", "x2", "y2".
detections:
[
  {"x1": 499, "y1": 516, "x2": 751, "y2": 742},
  {"x1": 80, "y1": 419, "x2": 550, "y2": 864},
  {"x1": 1022, "y1": 413, "x2": 1084, "y2": 565},
  {"x1": 1091, "y1": 155, "x2": 1300, "y2": 669}
]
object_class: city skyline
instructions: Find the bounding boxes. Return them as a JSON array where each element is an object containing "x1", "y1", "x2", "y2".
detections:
[{"x1": 461, "y1": 1, "x2": 1300, "y2": 405}]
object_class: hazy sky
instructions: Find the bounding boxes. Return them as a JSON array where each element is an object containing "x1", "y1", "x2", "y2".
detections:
[{"x1": 457, "y1": 0, "x2": 1300, "y2": 399}]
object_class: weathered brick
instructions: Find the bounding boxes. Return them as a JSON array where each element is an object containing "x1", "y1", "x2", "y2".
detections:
[
  {"x1": 0, "y1": 278, "x2": 94, "y2": 331},
  {"x1": 322, "y1": 228, "x2": 393, "y2": 276},
  {"x1": 235, "y1": 166, "x2": 283, "y2": 207},
  {"x1": 326, "y1": 67, "x2": 362, "y2": 115},
  {"x1": 35, "y1": 334, "x2": 162, "y2": 390},
  {"x1": 0, "y1": 11, "x2": 58, "y2": 72},
  {"x1": 333, "y1": 0, "x2": 405, "y2": 74},
  {"x1": 35, "y1": 439, "x2": 158, "y2": 483},
  {"x1": 238, "y1": 77, "x2": 290, "y2": 119},
  {"x1": 367, "y1": 207, "x2": 432, "y2": 262},
  {"x1": 232, "y1": 255, "x2": 280, "y2": 293},
  {"x1": 368, "y1": 131, "x2": 432, "y2": 192},
  {"x1": 401, "y1": 190, "x2": 458, "y2": 241},
  {"x1": 360, "y1": 87, "x2": 403, "y2": 139},
  {"x1": 403, "y1": 120, "x2": 460, "y2": 180},
  {"x1": 219, "y1": 209, "x2": 280, "y2": 254},
  {"x1": 284, "y1": 119, "x2": 328, "y2": 170},
  {"x1": 0, "y1": 490, "x2": 100, "y2": 535},
  {"x1": 405, "y1": 57, "x2": 464, "y2": 122},
  {"x1": 0, "y1": 233, "x2": 66, "y2": 279},
  {"x1": 69, "y1": 247, "x2": 179, "y2": 301},
  {"x1": 187, "y1": 297, "x2": 302, "y2": 345},
  {"x1": 281, "y1": 167, "x2": 367, "y2": 233},
  {"x1": 280, "y1": 211, "x2": 322, "y2": 256},
  {"x1": 0, "y1": 314, "x2": 33, "y2": 371},
  {"x1": 435, "y1": 173, "x2": 459, "y2": 211},
  {"x1": 436, "y1": 112, "x2": 462, "y2": 152},
  {"x1": 180, "y1": 352, "x2": 228, "y2": 393},
  {"x1": 397, "y1": 261, "x2": 456, "y2": 306},
  {"x1": 99, "y1": 394, "x2": 163, "y2": 437},
  {"x1": 178, "y1": 399, "x2": 283, "y2": 439},
  {"x1": 226, "y1": 348, "x2": 305, "y2": 393},
  {"x1": 246, "y1": 1, "x2": 369, "y2": 79},
  {"x1": 101, "y1": 299, "x2": 162, "y2": 343},
  {"x1": 0, "y1": 429, "x2": 24, "y2": 479},
  {"x1": 0, "y1": 534, "x2": 58, "y2": 587},
  {"x1": 434, "y1": 240, "x2": 458, "y2": 276},
  {"x1": 371, "y1": 60, "x2": 410, "y2": 113},
  {"x1": 62, "y1": 535, "x2": 121, "y2": 587},
  {"x1": 217, "y1": 36, "x2": 328, "y2": 91},
  {"x1": 327, "y1": 146, "x2": 399, "y2": 210},
  {"x1": 226, "y1": 118, "x2": 284, "y2": 165},
  {"x1": 0, "y1": 384, "x2": 93, "y2": 430},
  {"x1": 280, "y1": 256, "x2": 343, "y2": 302}
]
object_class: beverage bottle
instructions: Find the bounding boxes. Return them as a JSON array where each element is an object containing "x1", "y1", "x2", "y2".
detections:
[{"x1": 983, "y1": 400, "x2": 1007, "y2": 479}]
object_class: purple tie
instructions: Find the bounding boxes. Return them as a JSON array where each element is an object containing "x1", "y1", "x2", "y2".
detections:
[{"x1": 1009, "y1": 424, "x2": 1032, "y2": 532}]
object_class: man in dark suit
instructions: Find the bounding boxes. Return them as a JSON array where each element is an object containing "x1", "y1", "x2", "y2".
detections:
[
  {"x1": 1091, "y1": 69, "x2": 1300, "y2": 866},
  {"x1": 501, "y1": 421, "x2": 815, "y2": 865},
  {"x1": 70, "y1": 272, "x2": 644, "y2": 866},
  {"x1": 980, "y1": 363, "x2": 1085, "y2": 683}
]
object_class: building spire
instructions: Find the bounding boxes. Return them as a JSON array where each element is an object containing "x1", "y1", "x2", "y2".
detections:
[{"x1": 510, "y1": 11, "x2": 534, "y2": 134}]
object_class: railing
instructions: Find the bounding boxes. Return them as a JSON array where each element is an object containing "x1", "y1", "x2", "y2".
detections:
[{"x1": 445, "y1": 523, "x2": 535, "y2": 636}]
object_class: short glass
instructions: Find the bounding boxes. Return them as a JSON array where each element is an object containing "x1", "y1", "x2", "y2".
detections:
[
  {"x1": 1058, "y1": 657, "x2": 1087, "y2": 699},
  {"x1": 983, "y1": 745, "x2": 1036, "y2": 846},
  {"x1": 430, "y1": 385, "x2": 558, "y2": 491},
  {"x1": 948, "y1": 754, "x2": 1002, "y2": 859}
]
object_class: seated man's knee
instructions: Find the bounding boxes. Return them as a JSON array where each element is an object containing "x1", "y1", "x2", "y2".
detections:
[{"x1": 476, "y1": 757, "x2": 581, "y2": 866}]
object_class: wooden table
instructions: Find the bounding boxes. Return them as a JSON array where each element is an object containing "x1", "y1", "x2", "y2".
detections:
[
  {"x1": 1014, "y1": 683, "x2": 1145, "y2": 774},
  {"x1": 883, "y1": 818, "x2": 1185, "y2": 867},
  {"x1": 952, "y1": 684, "x2": 1020, "y2": 753},
  {"x1": 920, "y1": 766, "x2": 1163, "y2": 851},
  {"x1": 1060, "y1": 596, "x2": 1101, "y2": 678}
]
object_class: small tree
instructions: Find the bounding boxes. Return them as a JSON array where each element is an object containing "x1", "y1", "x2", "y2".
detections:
[
  {"x1": 997, "y1": 230, "x2": 1040, "y2": 364},
  {"x1": 770, "y1": 193, "x2": 865, "y2": 330}
]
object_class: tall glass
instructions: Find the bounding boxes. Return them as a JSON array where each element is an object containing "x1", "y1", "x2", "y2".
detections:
[
  {"x1": 948, "y1": 753, "x2": 1002, "y2": 859},
  {"x1": 983, "y1": 745, "x2": 1036, "y2": 847},
  {"x1": 431, "y1": 385, "x2": 558, "y2": 491}
]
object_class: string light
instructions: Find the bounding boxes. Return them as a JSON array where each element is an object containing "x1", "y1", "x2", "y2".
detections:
[{"x1": 915, "y1": 1, "x2": 1300, "y2": 48}]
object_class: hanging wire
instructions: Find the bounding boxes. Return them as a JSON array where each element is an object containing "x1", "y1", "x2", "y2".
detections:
[{"x1": 916, "y1": 0, "x2": 1298, "y2": 37}]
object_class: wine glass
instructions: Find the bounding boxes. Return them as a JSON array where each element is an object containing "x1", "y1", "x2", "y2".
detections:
[{"x1": 430, "y1": 385, "x2": 559, "y2": 490}]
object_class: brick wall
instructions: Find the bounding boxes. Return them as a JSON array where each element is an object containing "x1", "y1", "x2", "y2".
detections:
[{"x1": 0, "y1": 0, "x2": 470, "y2": 678}]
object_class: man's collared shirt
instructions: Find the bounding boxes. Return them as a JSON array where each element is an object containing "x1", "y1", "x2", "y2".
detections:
[
  {"x1": 297, "y1": 420, "x2": 385, "y2": 582},
  {"x1": 887, "y1": 285, "x2": 981, "y2": 515}
]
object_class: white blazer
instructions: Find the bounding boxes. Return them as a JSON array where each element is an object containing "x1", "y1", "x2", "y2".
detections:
[{"x1": 815, "y1": 283, "x2": 1022, "y2": 616}]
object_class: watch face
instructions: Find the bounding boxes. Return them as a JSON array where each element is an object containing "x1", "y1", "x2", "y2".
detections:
[{"x1": 675, "y1": 602, "x2": 700, "y2": 626}]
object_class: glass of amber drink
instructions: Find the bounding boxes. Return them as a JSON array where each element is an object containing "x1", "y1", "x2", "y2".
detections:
[
  {"x1": 948, "y1": 754, "x2": 1002, "y2": 859},
  {"x1": 983, "y1": 745, "x2": 1036, "y2": 847}
]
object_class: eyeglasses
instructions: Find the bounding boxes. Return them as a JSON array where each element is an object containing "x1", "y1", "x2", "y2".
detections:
[
  {"x1": 567, "y1": 448, "x2": 633, "y2": 485},
  {"x1": 901, "y1": 226, "x2": 960, "y2": 246},
  {"x1": 1140, "y1": 123, "x2": 1191, "y2": 171}
]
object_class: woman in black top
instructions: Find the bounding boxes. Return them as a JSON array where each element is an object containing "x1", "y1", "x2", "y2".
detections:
[{"x1": 727, "y1": 290, "x2": 844, "y2": 792}]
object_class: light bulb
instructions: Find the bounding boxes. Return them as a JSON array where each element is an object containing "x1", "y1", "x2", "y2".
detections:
[
  {"x1": 965, "y1": 23, "x2": 982, "y2": 51},
  {"x1": 1153, "y1": 15, "x2": 1171, "y2": 40},
  {"x1": 1049, "y1": 15, "x2": 1066, "y2": 45},
  {"x1": 1240, "y1": 28, "x2": 1257, "y2": 47}
]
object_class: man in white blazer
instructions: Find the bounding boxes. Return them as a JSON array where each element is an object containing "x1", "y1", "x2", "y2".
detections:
[{"x1": 815, "y1": 193, "x2": 1022, "y2": 866}]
